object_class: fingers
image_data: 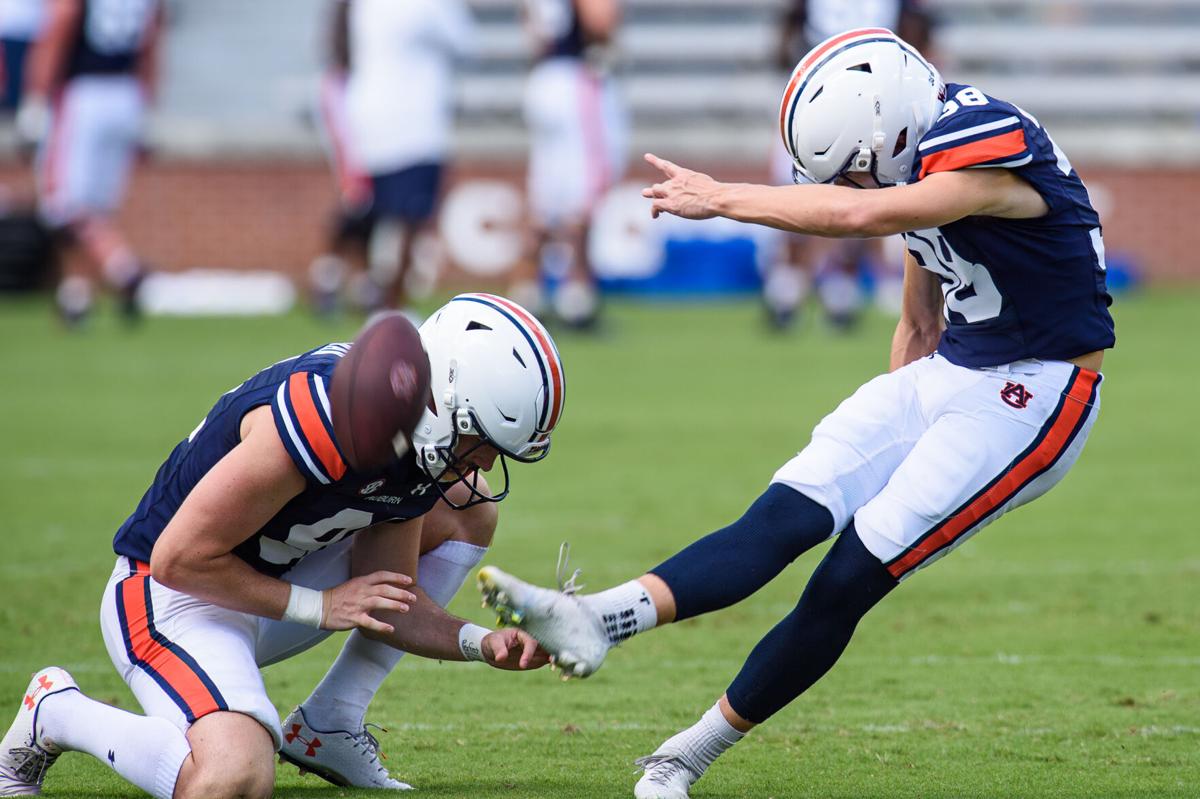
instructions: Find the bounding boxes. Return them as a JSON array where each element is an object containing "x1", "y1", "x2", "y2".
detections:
[
  {"x1": 376, "y1": 584, "x2": 417, "y2": 605},
  {"x1": 642, "y1": 182, "x2": 670, "y2": 199},
  {"x1": 325, "y1": 571, "x2": 421, "y2": 633},
  {"x1": 639, "y1": 180, "x2": 674, "y2": 219},
  {"x1": 355, "y1": 613, "x2": 394, "y2": 636},
  {"x1": 367, "y1": 596, "x2": 410, "y2": 615},
  {"x1": 644, "y1": 152, "x2": 678, "y2": 177},
  {"x1": 519, "y1": 633, "x2": 538, "y2": 669},
  {"x1": 489, "y1": 634, "x2": 509, "y2": 665},
  {"x1": 367, "y1": 570, "x2": 413, "y2": 588}
]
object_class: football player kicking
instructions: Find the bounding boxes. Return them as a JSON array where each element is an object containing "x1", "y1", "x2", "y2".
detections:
[
  {"x1": 0, "y1": 293, "x2": 565, "y2": 798},
  {"x1": 478, "y1": 28, "x2": 1115, "y2": 799}
]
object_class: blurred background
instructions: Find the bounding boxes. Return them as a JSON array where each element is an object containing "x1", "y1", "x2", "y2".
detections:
[
  {"x1": 0, "y1": 0, "x2": 1196, "y2": 327},
  {"x1": 2, "y1": 7, "x2": 1198, "y2": 796}
]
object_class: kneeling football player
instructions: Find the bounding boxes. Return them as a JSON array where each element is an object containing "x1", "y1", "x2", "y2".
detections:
[
  {"x1": 0, "y1": 293, "x2": 565, "y2": 797},
  {"x1": 477, "y1": 29, "x2": 1114, "y2": 799}
]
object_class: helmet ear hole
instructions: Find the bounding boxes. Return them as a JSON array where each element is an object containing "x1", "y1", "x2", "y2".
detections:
[{"x1": 779, "y1": 29, "x2": 942, "y2": 186}]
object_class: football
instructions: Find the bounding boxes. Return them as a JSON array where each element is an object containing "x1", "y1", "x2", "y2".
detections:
[{"x1": 329, "y1": 312, "x2": 431, "y2": 473}]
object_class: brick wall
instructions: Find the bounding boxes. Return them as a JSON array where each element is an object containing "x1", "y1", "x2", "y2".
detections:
[{"x1": 1, "y1": 159, "x2": 1196, "y2": 283}]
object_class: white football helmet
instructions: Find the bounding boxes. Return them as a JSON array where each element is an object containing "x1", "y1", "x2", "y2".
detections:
[
  {"x1": 780, "y1": 28, "x2": 944, "y2": 187},
  {"x1": 407, "y1": 293, "x2": 565, "y2": 506}
]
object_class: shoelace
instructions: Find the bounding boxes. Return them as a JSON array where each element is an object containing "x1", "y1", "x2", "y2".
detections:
[
  {"x1": 555, "y1": 541, "x2": 584, "y2": 595},
  {"x1": 352, "y1": 723, "x2": 389, "y2": 764},
  {"x1": 634, "y1": 754, "x2": 697, "y2": 787},
  {"x1": 8, "y1": 745, "x2": 57, "y2": 785}
]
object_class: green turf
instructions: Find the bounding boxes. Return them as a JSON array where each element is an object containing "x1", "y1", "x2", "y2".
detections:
[{"x1": 0, "y1": 289, "x2": 1196, "y2": 798}]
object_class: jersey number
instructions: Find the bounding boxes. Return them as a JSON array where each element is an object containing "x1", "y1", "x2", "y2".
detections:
[
  {"x1": 258, "y1": 508, "x2": 374, "y2": 568},
  {"x1": 905, "y1": 229, "x2": 1003, "y2": 323},
  {"x1": 937, "y1": 87, "x2": 989, "y2": 120}
]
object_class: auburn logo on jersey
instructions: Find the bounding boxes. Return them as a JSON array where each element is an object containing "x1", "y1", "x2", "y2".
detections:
[{"x1": 1000, "y1": 381, "x2": 1033, "y2": 409}]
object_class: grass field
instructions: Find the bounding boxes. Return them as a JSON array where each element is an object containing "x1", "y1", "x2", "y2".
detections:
[{"x1": 1, "y1": 289, "x2": 1197, "y2": 798}]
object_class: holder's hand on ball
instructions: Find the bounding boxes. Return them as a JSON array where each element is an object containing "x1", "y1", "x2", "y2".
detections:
[{"x1": 642, "y1": 153, "x2": 723, "y2": 220}]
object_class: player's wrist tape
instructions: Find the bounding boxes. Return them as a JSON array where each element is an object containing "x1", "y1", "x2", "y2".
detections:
[
  {"x1": 458, "y1": 623, "x2": 490, "y2": 662},
  {"x1": 283, "y1": 585, "x2": 325, "y2": 628}
]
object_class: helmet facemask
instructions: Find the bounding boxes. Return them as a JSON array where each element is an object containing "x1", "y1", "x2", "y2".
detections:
[
  {"x1": 414, "y1": 406, "x2": 552, "y2": 510},
  {"x1": 417, "y1": 416, "x2": 512, "y2": 510}
]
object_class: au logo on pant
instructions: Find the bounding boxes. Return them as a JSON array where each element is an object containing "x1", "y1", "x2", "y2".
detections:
[{"x1": 1000, "y1": 381, "x2": 1033, "y2": 409}]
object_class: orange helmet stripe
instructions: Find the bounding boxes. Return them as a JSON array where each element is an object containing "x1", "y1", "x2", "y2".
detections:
[{"x1": 778, "y1": 27, "x2": 897, "y2": 153}]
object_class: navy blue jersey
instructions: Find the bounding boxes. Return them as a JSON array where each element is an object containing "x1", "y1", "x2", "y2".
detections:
[
  {"x1": 113, "y1": 344, "x2": 441, "y2": 577},
  {"x1": 905, "y1": 83, "x2": 1115, "y2": 368},
  {"x1": 66, "y1": 0, "x2": 158, "y2": 78}
]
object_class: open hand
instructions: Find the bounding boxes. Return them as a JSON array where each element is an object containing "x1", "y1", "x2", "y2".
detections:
[
  {"x1": 482, "y1": 628, "x2": 551, "y2": 671},
  {"x1": 641, "y1": 153, "x2": 722, "y2": 220},
  {"x1": 323, "y1": 571, "x2": 416, "y2": 635}
]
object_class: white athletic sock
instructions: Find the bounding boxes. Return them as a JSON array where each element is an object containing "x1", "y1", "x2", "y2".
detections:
[
  {"x1": 37, "y1": 689, "x2": 190, "y2": 799},
  {"x1": 657, "y1": 702, "x2": 745, "y2": 777},
  {"x1": 580, "y1": 580, "x2": 659, "y2": 645},
  {"x1": 55, "y1": 276, "x2": 93, "y2": 316},
  {"x1": 302, "y1": 540, "x2": 488, "y2": 732}
]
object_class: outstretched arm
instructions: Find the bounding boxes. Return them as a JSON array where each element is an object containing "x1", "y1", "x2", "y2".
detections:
[{"x1": 640, "y1": 153, "x2": 1048, "y2": 237}]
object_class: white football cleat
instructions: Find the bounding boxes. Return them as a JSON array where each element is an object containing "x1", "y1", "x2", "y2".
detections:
[
  {"x1": 477, "y1": 562, "x2": 611, "y2": 678},
  {"x1": 633, "y1": 752, "x2": 703, "y2": 799},
  {"x1": 0, "y1": 667, "x2": 78, "y2": 797},
  {"x1": 279, "y1": 706, "x2": 411, "y2": 790}
]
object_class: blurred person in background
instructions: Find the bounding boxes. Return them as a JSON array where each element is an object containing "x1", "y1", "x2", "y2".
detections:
[
  {"x1": 510, "y1": 0, "x2": 628, "y2": 331},
  {"x1": 0, "y1": 0, "x2": 44, "y2": 114},
  {"x1": 342, "y1": 0, "x2": 473, "y2": 316},
  {"x1": 763, "y1": 0, "x2": 933, "y2": 331},
  {"x1": 19, "y1": 0, "x2": 161, "y2": 327},
  {"x1": 308, "y1": 0, "x2": 376, "y2": 317}
]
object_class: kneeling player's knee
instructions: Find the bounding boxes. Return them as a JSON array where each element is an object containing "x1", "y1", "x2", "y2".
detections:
[
  {"x1": 177, "y1": 765, "x2": 273, "y2": 799},
  {"x1": 178, "y1": 713, "x2": 276, "y2": 799}
]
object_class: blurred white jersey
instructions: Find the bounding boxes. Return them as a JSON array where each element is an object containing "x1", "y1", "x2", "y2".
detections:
[
  {"x1": 803, "y1": 0, "x2": 903, "y2": 44},
  {"x1": 525, "y1": 58, "x2": 627, "y2": 229},
  {"x1": 524, "y1": 0, "x2": 585, "y2": 60},
  {"x1": 345, "y1": 0, "x2": 473, "y2": 174},
  {"x1": 0, "y1": 0, "x2": 44, "y2": 38}
]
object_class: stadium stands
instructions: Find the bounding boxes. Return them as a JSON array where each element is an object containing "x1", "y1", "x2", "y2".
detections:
[{"x1": 140, "y1": 0, "x2": 1200, "y2": 165}]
